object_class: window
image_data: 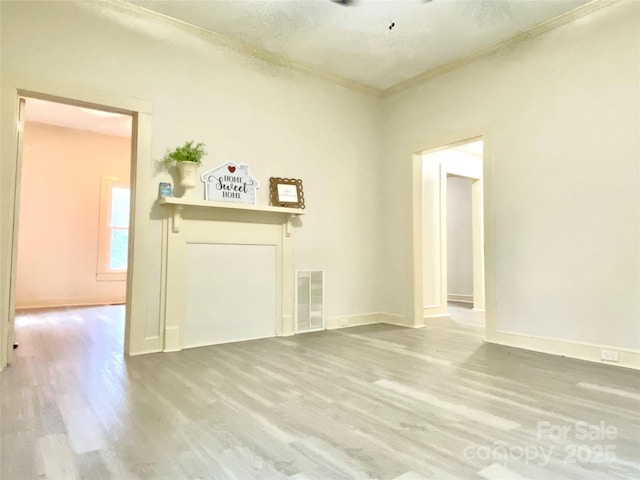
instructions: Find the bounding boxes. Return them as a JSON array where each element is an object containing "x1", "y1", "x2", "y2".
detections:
[{"x1": 97, "y1": 177, "x2": 130, "y2": 281}]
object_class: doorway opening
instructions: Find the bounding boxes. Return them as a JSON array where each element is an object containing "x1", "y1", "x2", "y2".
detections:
[
  {"x1": 419, "y1": 138, "x2": 485, "y2": 329},
  {"x1": 2, "y1": 79, "x2": 153, "y2": 370},
  {"x1": 12, "y1": 97, "x2": 133, "y2": 356}
]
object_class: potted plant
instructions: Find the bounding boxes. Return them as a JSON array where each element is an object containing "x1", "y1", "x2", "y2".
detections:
[{"x1": 164, "y1": 141, "x2": 207, "y2": 198}]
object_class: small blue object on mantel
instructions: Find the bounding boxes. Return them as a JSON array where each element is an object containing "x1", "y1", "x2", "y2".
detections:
[{"x1": 159, "y1": 182, "x2": 173, "y2": 198}]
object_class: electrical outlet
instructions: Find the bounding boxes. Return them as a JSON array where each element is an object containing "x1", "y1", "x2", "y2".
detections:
[
  {"x1": 601, "y1": 349, "x2": 619, "y2": 362},
  {"x1": 339, "y1": 318, "x2": 348, "y2": 327}
]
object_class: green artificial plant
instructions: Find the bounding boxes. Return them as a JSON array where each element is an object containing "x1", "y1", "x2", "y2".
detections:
[{"x1": 164, "y1": 141, "x2": 207, "y2": 166}]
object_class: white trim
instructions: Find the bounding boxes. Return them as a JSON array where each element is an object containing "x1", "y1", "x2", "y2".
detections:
[
  {"x1": 412, "y1": 153, "x2": 426, "y2": 325},
  {"x1": 130, "y1": 336, "x2": 163, "y2": 356},
  {"x1": 183, "y1": 333, "x2": 275, "y2": 350},
  {"x1": 489, "y1": 330, "x2": 640, "y2": 371},
  {"x1": 110, "y1": 0, "x2": 618, "y2": 99},
  {"x1": 423, "y1": 305, "x2": 446, "y2": 318},
  {"x1": 0, "y1": 74, "x2": 153, "y2": 370},
  {"x1": 2, "y1": 97, "x2": 25, "y2": 368},
  {"x1": 96, "y1": 272, "x2": 127, "y2": 282},
  {"x1": 414, "y1": 134, "x2": 489, "y2": 332},
  {"x1": 438, "y1": 164, "x2": 448, "y2": 312},
  {"x1": 159, "y1": 197, "x2": 303, "y2": 235},
  {"x1": 481, "y1": 132, "x2": 498, "y2": 344},
  {"x1": 97, "y1": 176, "x2": 130, "y2": 279},
  {"x1": 162, "y1": 326, "x2": 181, "y2": 353},
  {"x1": 325, "y1": 312, "x2": 415, "y2": 330},
  {"x1": 380, "y1": 0, "x2": 620, "y2": 98},
  {"x1": 380, "y1": 312, "x2": 420, "y2": 328},
  {"x1": 324, "y1": 310, "x2": 640, "y2": 370},
  {"x1": 471, "y1": 178, "x2": 486, "y2": 311},
  {"x1": 159, "y1": 196, "x2": 305, "y2": 215},
  {"x1": 423, "y1": 313, "x2": 452, "y2": 321},
  {"x1": 125, "y1": 111, "x2": 154, "y2": 355},
  {"x1": 109, "y1": 0, "x2": 379, "y2": 97},
  {"x1": 7, "y1": 73, "x2": 152, "y2": 114},
  {"x1": 295, "y1": 327, "x2": 325, "y2": 334},
  {"x1": 448, "y1": 294, "x2": 474, "y2": 304},
  {"x1": 15, "y1": 300, "x2": 125, "y2": 310},
  {"x1": 325, "y1": 313, "x2": 379, "y2": 330},
  {"x1": 160, "y1": 215, "x2": 295, "y2": 352}
]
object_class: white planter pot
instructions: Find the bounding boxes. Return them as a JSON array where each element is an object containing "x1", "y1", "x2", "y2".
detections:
[{"x1": 177, "y1": 161, "x2": 199, "y2": 198}]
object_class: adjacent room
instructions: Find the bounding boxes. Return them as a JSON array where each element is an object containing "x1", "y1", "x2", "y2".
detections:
[
  {"x1": 14, "y1": 98, "x2": 132, "y2": 346},
  {"x1": 1, "y1": 1, "x2": 638, "y2": 479}
]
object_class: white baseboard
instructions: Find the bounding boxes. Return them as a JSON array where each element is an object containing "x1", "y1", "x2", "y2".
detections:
[
  {"x1": 379, "y1": 312, "x2": 420, "y2": 328},
  {"x1": 423, "y1": 305, "x2": 447, "y2": 317},
  {"x1": 129, "y1": 336, "x2": 163, "y2": 356},
  {"x1": 448, "y1": 294, "x2": 473, "y2": 304},
  {"x1": 424, "y1": 313, "x2": 452, "y2": 321},
  {"x1": 326, "y1": 313, "x2": 380, "y2": 330},
  {"x1": 16, "y1": 298, "x2": 125, "y2": 310},
  {"x1": 184, "y1": 333, "x2": 275, "y2": 350},
  {"x1": 163, "y1": 326, "x2": 181, "y2": 352},
  {"x1": 489, "y1": 329, "x2": 640, "y2": 370},
  {"x1": 326, "y1": 312, "x2": 421, "y2": 329},
  {"x1": 281, "y1": 314, "x2": 295, "y2": 336}
]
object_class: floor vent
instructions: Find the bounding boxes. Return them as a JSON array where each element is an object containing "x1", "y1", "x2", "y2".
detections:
[{"x1": 296, "y1": 270, "x2": 324, "y2": 333}]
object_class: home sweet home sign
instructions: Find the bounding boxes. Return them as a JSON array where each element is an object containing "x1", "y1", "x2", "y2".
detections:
[{"x1": 201, "y1": 162, "x2": 259, "y2": 205}]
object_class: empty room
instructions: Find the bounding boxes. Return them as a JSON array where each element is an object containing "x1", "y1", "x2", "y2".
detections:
[{"x1": 1, "y1": 1, "x2": 638, "y2": 479}]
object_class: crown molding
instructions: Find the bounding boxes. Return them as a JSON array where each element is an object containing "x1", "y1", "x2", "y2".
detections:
[
  {"x1": 380, "y1": 0, "x2": 620, "y2": 98},
  {"x1": 106, "y1": 0, "x2": 618, "y2": 100},
  {"x1": 105, "y1": 0, "x2": 379, "y2": 97}
]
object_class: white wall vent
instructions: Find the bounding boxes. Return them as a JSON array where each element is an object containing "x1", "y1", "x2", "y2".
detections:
[{"x1": 296, "y1": 270, "x2": 324, "y2": 333}]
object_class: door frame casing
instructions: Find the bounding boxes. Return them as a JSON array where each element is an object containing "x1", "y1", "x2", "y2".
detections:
[
  {"x1": 0, "y1": 74, "x2": 154, "y2": 370},
  {"x1": 411, "y1": 130, "x2": 497, "y2": 340},
  {"x1": 441, "y1": 170, "x2": 485, "y2": 313}
]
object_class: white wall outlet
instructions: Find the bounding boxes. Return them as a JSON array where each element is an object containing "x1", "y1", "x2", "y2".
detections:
[
  {"x1": 339, "y1": 318, "x2": 348, "y2": 327},
  {"x1": 601, "y1": 349, "x2": 619, "y2": 362}
]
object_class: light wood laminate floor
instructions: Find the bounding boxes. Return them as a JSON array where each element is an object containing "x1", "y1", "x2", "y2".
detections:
[
  {"x1": 1, "y1": 306, "x2": 639, "y2": 479},
  {"x1": 446, "y1": 302, "x2": 485, "y2": 328}
]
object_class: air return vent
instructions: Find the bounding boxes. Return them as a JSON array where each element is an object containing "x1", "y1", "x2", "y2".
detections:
[{"x1": 296, "y1": 270, "x2": 324, "y2": 333}]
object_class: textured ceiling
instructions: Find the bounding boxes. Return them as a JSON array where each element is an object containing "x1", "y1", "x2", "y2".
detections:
[
  {"x1": 126, "y1": 0, "x2": 590, "y2": 91},
  {"x1": 24, "y1": 98, "x2": 132, "y2": 138},
  {"x1": 23, "y1": 1, "x2": 597, "y2": 134}
]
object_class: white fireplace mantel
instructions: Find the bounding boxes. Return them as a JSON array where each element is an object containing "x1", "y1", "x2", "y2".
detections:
[
  {"x1": 158, "y1": 196, "x2": 304, "y2": 352},
  {"x1": 159, "y1": 197, "x2": 305, "y2": 235}
]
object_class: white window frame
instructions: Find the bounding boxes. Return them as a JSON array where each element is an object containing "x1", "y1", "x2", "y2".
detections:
[{"x1": 97, "y1": 176, "x2": 130, "y2": 282}]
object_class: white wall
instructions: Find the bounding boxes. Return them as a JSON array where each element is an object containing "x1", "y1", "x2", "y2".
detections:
[
  {"x1": 381, "y1": 1, "x2": 640, "y2": 352},
  {"x1": 0, "y1": 1, "x2": 381, "y2": 347},
  {"x1": 447, "y1": 176, "x2": 473, "y2": 299},
  {"x1": 16, "y1": 121, "x2": 130, "y2": 308},
  {"x1": 1, "y1": 1, "x2": 638, "y2": 365}
]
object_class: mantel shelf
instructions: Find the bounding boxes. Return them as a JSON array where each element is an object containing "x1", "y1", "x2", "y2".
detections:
[{"x1": 159, "y1": 197, "x2": 305, "y2": 234}]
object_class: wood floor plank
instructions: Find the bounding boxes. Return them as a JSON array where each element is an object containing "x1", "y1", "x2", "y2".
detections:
[{"x1": 1, "y1": 305, "x2": 639, "y2": 479}]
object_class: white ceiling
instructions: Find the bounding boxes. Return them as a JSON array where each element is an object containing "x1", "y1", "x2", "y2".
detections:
[
  {"x1": 24, "y1": 98, "x2": 132, "y2": 138},
  {"x1": 23, "y1": 1, "x2": 594, "y2": 135},
  {"x1": 126, "y1": 0, "x2": 590, "y2": 91}
]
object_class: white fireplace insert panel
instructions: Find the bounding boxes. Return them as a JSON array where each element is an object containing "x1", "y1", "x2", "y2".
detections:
[{"x1": 183, "y1": 243, "x2": 277, "y2": 348}]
